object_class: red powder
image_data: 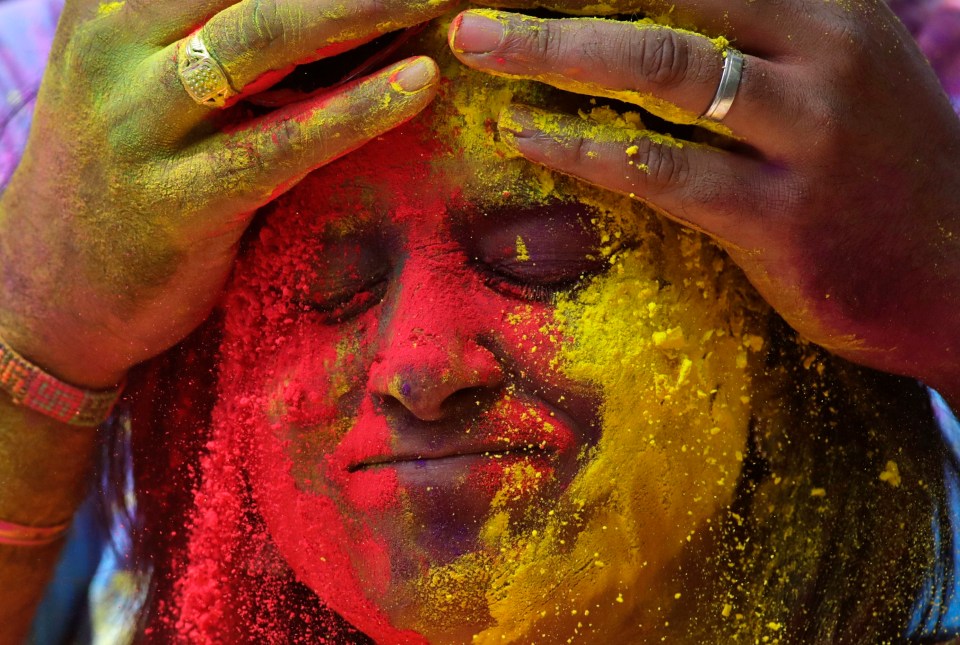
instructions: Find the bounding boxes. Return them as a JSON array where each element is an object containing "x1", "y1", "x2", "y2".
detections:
[{"x1": 162, "y1": 99, "x2": 596, "y2": 641}]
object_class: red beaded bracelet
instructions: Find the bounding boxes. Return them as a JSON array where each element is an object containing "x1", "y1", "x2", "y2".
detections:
[
  {"x1": 0, "y1": 333, "x2": 121, "y2": 427},
  {"x1": 0, "y1": 518, "x2": 71, "y2": 547}
]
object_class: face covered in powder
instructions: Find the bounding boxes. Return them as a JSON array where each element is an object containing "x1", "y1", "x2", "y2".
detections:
[{"x1": 211, "y1": 21, "x2": 765, "y2": 644}]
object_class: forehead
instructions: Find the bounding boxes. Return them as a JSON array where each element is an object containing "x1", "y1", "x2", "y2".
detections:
[{"x1": 268, "y1": 117, "x2": 645, "y2": 252}]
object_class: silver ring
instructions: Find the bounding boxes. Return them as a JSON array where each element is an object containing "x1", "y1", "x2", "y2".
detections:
[
  {"x1": 177, "y1": 32, "x2": 237, "y2": 108},
  {"x1": 702, "y1": 48, "x2": 744, "y2": 123}
]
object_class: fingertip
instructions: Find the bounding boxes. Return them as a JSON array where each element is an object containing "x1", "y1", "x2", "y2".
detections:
[
  {"x1": 448, "y1": 9, "x2": 507, "y2": 56},
  {"x1": 448, "y1": 12, "x2": 466, "y2": 52},
  {"x1": 389, "y1": 56, "x2": 440, "y2": 95},
  {"x1": 497, "y1": 104, "x2": 536, "y2": 140}
]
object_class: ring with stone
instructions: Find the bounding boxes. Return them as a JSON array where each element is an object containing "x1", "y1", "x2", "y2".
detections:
[{"x1": 177, "y1": 31, "x2": 238, "y2": 108}]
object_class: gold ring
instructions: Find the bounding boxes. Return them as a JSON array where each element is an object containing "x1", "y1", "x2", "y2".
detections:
[{"x1": 177, "y1": 32, "x2": 237, "y2": 108}]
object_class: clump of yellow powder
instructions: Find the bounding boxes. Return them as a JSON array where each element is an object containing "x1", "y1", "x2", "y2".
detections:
[
  {"x1": 407, "y1": 23, "x2": 767, "y2": 640},
  {"x1": 411, "y1": 197, "x2": 765, "y2": 642}
]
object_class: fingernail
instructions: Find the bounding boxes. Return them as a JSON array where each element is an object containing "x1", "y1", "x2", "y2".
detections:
[
  {"x1": 498, "y1": 106, "x2": 537, "y2": 155},
  {"x1": 391, "y1": 57, "x2": 437, "y2": 94},
  {"x1": 451, "y1": 11, "x2": 505, "y2": 54},
  {"x1": 498, "y1": 106, "x2": 535, "y2": 140}
]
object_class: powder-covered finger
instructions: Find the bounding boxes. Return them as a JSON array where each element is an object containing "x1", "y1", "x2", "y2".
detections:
[
  {"x1": 195, "y1": 0, "x2": 460, "y2": 94},
  {"x1": 497, "y1": 104, "x2": 772, "y2": 246},
  {"x1": 145, "y1": 0, "x2": 459, "y2": 133},
  {"x1": 95, "y1": 0, "x2": 240, "y2": 44},
  {"x1": 450, "y1": 10, "x2": 786, "y2": 139},
  {"x1": 189, "y1": 57, "x2": 441, "y2": 216},
  {"x1": 465, "y1": 0, "x2": 814, "y2": 52}
]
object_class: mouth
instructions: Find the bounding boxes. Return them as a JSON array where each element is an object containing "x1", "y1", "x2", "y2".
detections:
[{"x1": 347, "y1": 445, "x2": 553, "y2": 473}]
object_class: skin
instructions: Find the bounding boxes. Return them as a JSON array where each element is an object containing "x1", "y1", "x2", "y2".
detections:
[
  {"x1": 216, "y1": 105, "x2": 755, "y2": 642},
  {"x1": 450, "y1": 1, "x2": 960, "y2": 404},
  {"x1": 0, "y1": 0, "x2": 956, "y2": 640},
  {"x1": 0, "y1": 0, "x2": 458, "y2": 641}
]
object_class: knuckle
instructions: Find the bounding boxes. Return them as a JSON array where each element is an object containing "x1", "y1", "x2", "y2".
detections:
[
  {"x1": 528, "y1": 21, "x2": 564, "y2": 64},
  {"x1": 799, "y1": 96, "x2": 848, "y2": 158},
  {"x1": 631, "y1": 29, "x2": 692, "y2": 90},
  {"x1": 226, "y1": 0, "x2": 287, "y2": 55},
  {"x1": 566, "y1": 134, "x2": 592, "y2": 166},
  {"x1": 63, "y1": 22, "x2": 117, "y2": 80},
  {"x1": 640, "y1": 141, "x2": 690, "y2": 192},
  {"x1": 351, "y1": 0, "x2": 385, "y2": 18},
  {"x1": 248, "y1": 0, "x2": 285, "y2": 49},
  {"x1": 217, "y1": 143, "x2": 269, "y2": 192},
  {"x1": 274, "y1": 117, "x2": 306, "y2": 160}
]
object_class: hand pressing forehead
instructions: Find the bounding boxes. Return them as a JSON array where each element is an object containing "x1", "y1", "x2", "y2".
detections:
[{"x1": 448, "y1": 0, "x2": 960, "y2": 407}]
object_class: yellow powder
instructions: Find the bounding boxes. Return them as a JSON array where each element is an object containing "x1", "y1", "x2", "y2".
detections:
[
  {"x1": 97, "y1": 1, "x2": 124, "y2": 16},
  {"x1": 879, "y1": 460, "x2": 902, "y2": 487},
  {"x1": 515, "y1": 236, "x2": 531, "y2": 262},
  {"x1": 413, "y1": 203, "x2": 763, "y2": 642}
]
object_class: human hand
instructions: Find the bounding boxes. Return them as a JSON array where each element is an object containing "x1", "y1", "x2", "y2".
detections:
[
  {"x1": 0, "y1": 0, "x2": 458, "y2": 388},
  {"x1": 448, "y1": 1, "x2": 960, "y2": 400}
]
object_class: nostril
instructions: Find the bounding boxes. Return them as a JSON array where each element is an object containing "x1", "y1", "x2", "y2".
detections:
[{"x1": 367, "y1": 339, "x2": 505, "y2": 421}]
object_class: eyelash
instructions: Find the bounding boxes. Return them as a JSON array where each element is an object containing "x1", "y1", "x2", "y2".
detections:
[
  {"x1": 302, "y1": 277, "x2": 389, "y2": 324},
  {"x1": 480, "y1": 270, "x2": 589, "y2": 303}
]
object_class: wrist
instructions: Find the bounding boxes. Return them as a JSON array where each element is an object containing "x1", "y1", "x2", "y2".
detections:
[
  {"x1": 0, "y1": 317, "x2": 129, "y2": 391},
  {"x1": 0, "y1": 332, "x2": 123, "y2": 427}
]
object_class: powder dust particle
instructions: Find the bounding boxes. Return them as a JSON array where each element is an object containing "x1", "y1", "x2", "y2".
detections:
[
  {"x1": 879, "y1": 460, "x2": 902, "y2": 487},
  {"x1": 516, "y1": 236, "x2": 531, "y2": 262},
  {"x1": 809, "y1": 488, "x2": 827, "y2": 497}
]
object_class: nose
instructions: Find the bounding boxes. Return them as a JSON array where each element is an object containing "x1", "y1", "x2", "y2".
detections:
[{"x1": 368, "y1": 334, "x2": 504, "y2": 422}]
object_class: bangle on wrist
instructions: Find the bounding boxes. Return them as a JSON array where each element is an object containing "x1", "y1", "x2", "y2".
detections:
[
  {"x1": 0, "y1": 332, "x2": 122, "y2": 427},
  {"x1": 0, "y1": 518, "x2": 71, "y2": 547}
]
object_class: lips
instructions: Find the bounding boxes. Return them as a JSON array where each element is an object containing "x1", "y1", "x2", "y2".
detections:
[{"x1": 347, "y1": 444, "x2": 553, "y2": 472}]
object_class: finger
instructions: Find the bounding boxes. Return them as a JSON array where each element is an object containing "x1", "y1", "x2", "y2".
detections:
[
  {"x1": 497, "y1": 104, "x2": 786, "y2": 249},
  {"x1": 144, "y1": 0, "x2": 459, "y2": 131},
  {"x1": 113, "y1": 0, "x2": 239, "y2": 44},
  {"x1": 468, "y1": 0, "x2": 824, "y2": 54},
  {"x1": 181, "y1": 56, "x2": 440, "y2": 227},
  {"x1": 200, "y1": 0, "x2": 461, "y2": 90},
  {"x1": 449, "y1": 10, "x2": 790, "y2": 141}
]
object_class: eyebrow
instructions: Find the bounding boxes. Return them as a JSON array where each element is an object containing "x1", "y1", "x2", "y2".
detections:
[
  {"x1": 450, "y1": 198, "x2": 600, "y2": 228},
  {"x1": 307, "y1": 207, "x2": 386, "y2": 242}
]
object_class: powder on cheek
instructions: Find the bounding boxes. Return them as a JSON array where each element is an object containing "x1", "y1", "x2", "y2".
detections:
[
  {"x1": 410, "y1": 209, "x2": 766, "y2": 642},
  {"x1": 167, "y1": 189, "x2": 427, "y2": 642}
]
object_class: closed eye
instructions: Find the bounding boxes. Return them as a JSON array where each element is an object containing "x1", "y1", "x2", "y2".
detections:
[
  {"x1": 302, "y1": 273, "x2": 390, "y2": 324},
  {"x1": 458, "y1": 201, "x2": 621, "y2": 302}
]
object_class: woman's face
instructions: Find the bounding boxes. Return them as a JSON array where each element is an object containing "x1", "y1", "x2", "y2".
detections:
[{"x1": 219, "y1": 46, "x2": 762, "y2": 643}]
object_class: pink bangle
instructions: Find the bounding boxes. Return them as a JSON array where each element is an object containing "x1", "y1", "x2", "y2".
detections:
[
  {"x1": 0, "y1": 518, "x2": 71, "y2": 547},
  {"x1": 0, "y1": 332, "x2": 122, "y2": 427}
]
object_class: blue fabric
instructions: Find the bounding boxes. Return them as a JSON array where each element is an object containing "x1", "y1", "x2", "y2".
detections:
[
  {"x1": 27, "y1": 497, "x2": 104, "y2": 645},
  {"x1": 910, "y1": 391, "x2": 960, "y2": 639}
]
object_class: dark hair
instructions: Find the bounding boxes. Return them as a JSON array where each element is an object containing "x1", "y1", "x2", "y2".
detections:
[{"x1": 684, "y1": 316, "x2": 954, "y2": 643}]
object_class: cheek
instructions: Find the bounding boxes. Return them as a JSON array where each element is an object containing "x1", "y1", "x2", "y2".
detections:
[
  {"x1": 254, "y1": 317, "x2": 394, "y2": 506},
  {"x1": 468, "y1": 248, "x2": 758, "y2": 639},
  {"x1": 498, "y1": 302, "x2": 561, "y2": 375},
  {"x1": 497, "y1": 300, "x2": 598, "y2": 406},
  {"x1": 243, "y1": 318, "x2": 416, "y2": 640}
]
